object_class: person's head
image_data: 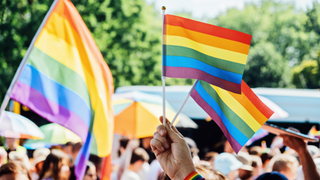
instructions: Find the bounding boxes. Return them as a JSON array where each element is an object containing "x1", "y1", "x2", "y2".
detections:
[
  {"x1": 119, "y1": 137, "x2": 129, "y2": 156},
  {"x1": 32, "y1": 148, "x2": 50, "y2": 175},
  {"x1": 0, "y1": 162, "x2": 32, "y2": 180},
  {"x1": 89, "y1": 154, "x2": 103, "y2": 178},
  {"x1": 8, "y1": 151, "x2": 31, "y2": 170},
  {"x1": 39, "y1": 150, "x2": 70, "y2": 180},
  {"x1": 224, "y1": 140, "x2": 234, "y2": 154},
  {"x1": 256, "y1": 172, "x2": 288, "y2": 180},
  {"x1": 83, "y1": 161, "x2": 97, "y2": 180},
  {"x1": 270, "y1": 154, "x2": 299, "y2": 180},
  {"x1": 0, "y1": 147, "x2": 7, "y2": 166},
  {"x1": 214, "y1": 153, "x2": 243, "y2": 180},
  {"x1": 72, "y1": 142, "x2": 83, "y2": 161},
  {"x1": 195, "y1": 162, "x2": 228, "y2": 180},
  {"x1": 249, "y1": 146, "x2": 262, "y2": 156},
  {"x1": 235, "y1": 152, "x2": 253, "y2": 180},
  {"x1": 260, "y1": 153, "x2": 272, "y2": 169},
  {"x1": 251, "y1": 155, "x2": 263, "y2": 179},
  {"x1": 204, "y1": 151, "x2": 218, "y2": 167},
  {"x1": 129, "y1": 148, "x2": 149, "y2": 173},
  {"x1": 5, "y1": 138, "x2": 19, "y2": 150},
  {"x1": 62, "y1": 142, "x2": 75, "y2": 156}
]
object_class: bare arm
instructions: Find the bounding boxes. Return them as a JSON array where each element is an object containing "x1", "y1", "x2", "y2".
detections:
[{"x1": 281, "y1": 135, "x2": 320, "y2": 180}]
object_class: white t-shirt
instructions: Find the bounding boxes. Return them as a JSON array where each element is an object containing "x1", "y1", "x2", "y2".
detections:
[{"x1": 120, "y1": 169, "x2": 141, "y2": 180}]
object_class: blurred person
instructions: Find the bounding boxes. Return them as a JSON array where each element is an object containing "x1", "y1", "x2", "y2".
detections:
[
  {"x1": 146, "y1": 159, "x2": 163, "y2": 180},
  {"x1": 62, "y1": 142, "x2": 75, "y2": 156},
  {"x1": 296, "y1": 158, "x2": 320, "y2": 180},
  {"x1": 195, "y1": 162, "x2": 228, "y2": 180},
  {"x1": 120, "y1": 147, "x2": 149, "y2": 180},
  {"x1": 72, "y1": 142, "x2": 83, "y2": 162},
  {"x1": 235, "y1": 152, "x2": 253, "y2": 180},
  {"x1": 39, "y1": 150, "x2": 70, "y2": 180},
  {"x1": 251, "y1": 155, "x2": 263, "y2": 180},
  {"x1": 8, "y1": 151, "x2": 32, "y2": 170},
  {"x1": 112, "y1": 137, "x2": 129, "y2": 169},
  {"x1": 269, "y1": 154, "x2": 299, "y2": 180},
  {"x1": 31, "y1": 148, "x2": 50, "y2": 180},
  {"x1": 89, "y1": 154, "x2": 103, "y2": 179},
  {"x1": 0, "y1": 161, "x2": 32, "y2": 180},
  {"x1": 203, "y1": 151, "x2": 218, "y2": 167},
  {"x1": 281, "y1": 134, "x2": 320, "y2": 180},
  {"x1": 260, "y1": 153, "x2": 272, "y2": 171},
  {"x1": 214, "y1": 153, "x2": 242, "y2": 180},
  {"x1": 83, "y1": 161, "x2": 97, "y2": 180},
  {"x1": 224, "y1": 140, "x2": 234, "y2": 154},
  {"x1": 2, "y1": 138, "x2": 27, "y2": 157},
  {"x1": 150, "y1": 117, "x2": 204, "y2": 179},
  {"x1": 256, "y1": 172, "x2": 288, "y2": 180},
  {"x1": 249, "y1": 146, "x2": 262, "y2": 156},
  {"x1": 140, "y1": 137, "x2": 156, "y2": 164},
  {"x1": 0, "y1": 147, "x2": 7, "y2": 167}
]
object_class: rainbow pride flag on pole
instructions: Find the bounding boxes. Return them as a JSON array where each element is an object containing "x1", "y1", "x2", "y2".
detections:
[
  {"x1": 9, "y1": 0, "x2": 114, "y2": 179},
  {"x1": 163, "y1": 14, "x2": 252, "y2": 94},
  {"x1": 191, "y1": 80, "x2": 274, "y2": 153}
]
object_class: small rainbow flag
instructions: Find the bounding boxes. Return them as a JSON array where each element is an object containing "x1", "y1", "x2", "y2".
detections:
[
  {"x1": 163, "y1": 14, "x2": 252, "y2": 93},
  {"x1": 10, "y1": 0, "x2": 114, "y2": 179},
  {"x1": 191, "y1": 80, "x2": 274, "y2": 153},
  {"x1": 308, "y1": 126, "x2": 320, "y2": 138}
]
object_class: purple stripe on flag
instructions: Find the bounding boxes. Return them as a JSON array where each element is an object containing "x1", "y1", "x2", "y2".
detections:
[
  {"x1": 11, "y1": 81, "x2": 88, "y2": 141},
  {"x1": 75, "y1": 131, "x2": 92, "y2": 180},
  {"x1": 191, "y1": 89, "x2": 242, "y2": 153},
  {"x1": 165, "y1": 66, "x2": 241, "y2": 94}
]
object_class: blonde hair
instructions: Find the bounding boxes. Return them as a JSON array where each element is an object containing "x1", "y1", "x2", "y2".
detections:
[{"x1": 271, "y1": 154, "x2": 299, "y2": 172}]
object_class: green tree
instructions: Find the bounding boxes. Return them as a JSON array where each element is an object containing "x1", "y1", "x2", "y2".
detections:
[
  {"x1": 292, "y1": 59, "x2": 320, "y2": 88},
  {"x1": 210, "y1": 0, "x2": 318, "y2": 87},
  {"x1": 0, "y1": 0, "x2": 164, "y2": 101}
]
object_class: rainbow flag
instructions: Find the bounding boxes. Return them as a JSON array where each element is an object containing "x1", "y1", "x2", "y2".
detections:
[
  {"x1": 10, "y1": 0, "x2": 114, "y2": 179},
  {"x1": 163, "y1": 14, "x2": 252, "y2": 93},
  {"x1": 191, "y1": 80, "x2": 274, "y2": 153},
  {"x1": 308, "y1": 126, "x2": 320, "y2": 138}
]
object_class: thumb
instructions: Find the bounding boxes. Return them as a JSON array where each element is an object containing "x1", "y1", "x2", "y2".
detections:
[{"x1": 159, "y1": 116, "x2": 184, "y2": 143}]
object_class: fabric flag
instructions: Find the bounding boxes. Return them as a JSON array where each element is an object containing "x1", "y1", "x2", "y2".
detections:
[
  {"x1": 10, "y1": 0, "x2": 114, "y2": 179},
  {"x1": 100, "y1": 155, "x2": 112, "y2": 180},
  {"x1": 245, "y1": 129, "x2": 269, "y2": 146},
  {"x1": 308, "y1": 126, "x2": 320, "y2": 138},
  {"x1": 163, "y1": 14, "x2": 252, "y2": 94},
  {"x1": 191, "y1": 80, "x2": 274, "y2": 153}
]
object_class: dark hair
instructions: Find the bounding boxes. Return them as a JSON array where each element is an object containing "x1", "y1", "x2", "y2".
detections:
[
  {"x1": 256, "y1": 172, "x2": 288, "y2": 180},
  {"x1": 0, "y1": 162, "x2": 32, "y2": 180},
  {"x1": 39, "y1": 150, "x2": 69, "y2": 180},
  {"x1": 72, "y1": 142, "x2": 83, "y2": 154},
  {"x1": 120, "y1": 137, "x2": 129, "y2": 149},
  {"x1": 260, "y1": 153, "x2": 273, "y2": 165},
  {"x1": 65, "y1": 142, "x2": 75, "y2": 147},
  {"x1": 130, "y1": 148, "x2": 149, "y2": 164}
]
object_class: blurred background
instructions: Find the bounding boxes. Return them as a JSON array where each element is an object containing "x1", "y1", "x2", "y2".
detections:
[{"x1": 1, "y1": 0, "x2": 320, "y2": 158}]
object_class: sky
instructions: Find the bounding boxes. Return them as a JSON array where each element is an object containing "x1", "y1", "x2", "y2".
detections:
[{"x1": 145, "y1": 0, "x2": 318, "y2": 19}]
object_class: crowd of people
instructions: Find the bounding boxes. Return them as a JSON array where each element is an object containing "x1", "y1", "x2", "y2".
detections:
[{"x1": 0, "y1": 117, "x2": 320, "y2": 180}]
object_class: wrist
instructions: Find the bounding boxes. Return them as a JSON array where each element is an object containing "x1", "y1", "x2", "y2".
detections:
[
  {"x1": 297, "y1": 145, "x2": 308, "y2": 156},
  {"x1": 172, "y1": 164, "x2": 196, "y2": 180},
  {"x1": 183, "y1": 171, "x2": 205, "y2": 180}
]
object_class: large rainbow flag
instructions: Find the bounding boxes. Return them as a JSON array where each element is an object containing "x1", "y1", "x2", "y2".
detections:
[
  {"x1": 191, "y1": 80, "x2": 274, "y2": 153},
  {"x1": 163, "y1": 14, "x2": 252, "y2": 94},
  {"x1": 10, "y1": 0, "x2": 114, "y2": 179}
]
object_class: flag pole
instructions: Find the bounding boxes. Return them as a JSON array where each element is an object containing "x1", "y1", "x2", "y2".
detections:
[
  {"x1": 162, "y1": 6, "x2": 166, "y2": 126},
  {"x1": 171, "y1": 79, "x2": 199, "y2": 125},
  {"x1": 0, "y1": 0, "x2": 60, "y2": 119}
]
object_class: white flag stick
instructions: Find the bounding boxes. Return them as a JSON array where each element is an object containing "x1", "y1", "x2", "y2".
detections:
[
  {"x1": 171, "y1": 79, "x2": 199, "y2": 125},
  {"x1": 162, "y1": 6, "x2": 166, "y2": 126},
  {"x1": 0, "y1": 0, "x2": 60, "y2": 121}
]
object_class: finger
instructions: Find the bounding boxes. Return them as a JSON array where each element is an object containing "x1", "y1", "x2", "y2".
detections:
[
  {"x1": 156, "y1": 124, "x2": 167, "y2": 137},
  {"x1": 150, "y1": 143, "x2": 161, "y2": 156},
  {"x1": 160, "y1": 116, "x2": 184, "y2": 138},
  {"x1": 150, "y1": 138, "x2": 165, "y2": 152},
  {"x1": 154, "y1": 131, "x2": 170, "y2": 149}
]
